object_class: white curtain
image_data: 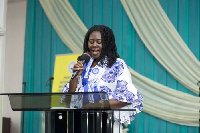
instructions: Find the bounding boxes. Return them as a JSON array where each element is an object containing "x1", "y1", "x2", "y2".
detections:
[
  {"x1": 39, "y1": 0, "x2": 87, "y2": 53},
  {"x1": 39, "y1": 0, "x2": 200, "y2": 126},
  {"x1": 120, "y1": 0, "x2": 200, "y2": 95}
]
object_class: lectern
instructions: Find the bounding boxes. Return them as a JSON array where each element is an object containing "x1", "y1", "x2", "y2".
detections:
[{"x1": 1, "y1": 92, "x2": 135, "y2": 133}]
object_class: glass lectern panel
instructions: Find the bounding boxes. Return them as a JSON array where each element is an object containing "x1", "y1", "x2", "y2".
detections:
[
  {"x1": 1, "y1": 92, "x2": 136, "y2": 133},
  {"x1": 6, "y1": 92, "x2": 110, "y2": 111}
]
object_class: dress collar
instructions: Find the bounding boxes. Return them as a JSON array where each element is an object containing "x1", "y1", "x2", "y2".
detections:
[{"x1": 83, "y1": 57, "x2": 108, "y2": 78}]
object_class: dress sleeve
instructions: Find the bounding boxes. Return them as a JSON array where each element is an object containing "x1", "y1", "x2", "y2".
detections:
[
  {"x1": 62, "y1": 82, "x2": 69, "y2": 92},
  {"x1": 62, "y1": 76, "x2": 82, "y2": 92},
  {"x1": 112, "y1": 59, "x2": 143, "y2": 105},
  {"x1": 111, "y1": 59, "x2": 144, "y2": 123}
]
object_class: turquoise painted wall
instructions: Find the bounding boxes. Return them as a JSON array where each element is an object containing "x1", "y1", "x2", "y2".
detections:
[{"x1": 22, "y1": 0, "x2": 199, "y2": 132}]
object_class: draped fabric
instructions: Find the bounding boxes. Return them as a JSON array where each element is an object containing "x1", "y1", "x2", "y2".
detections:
[
  {"x1": 39, "y1": 0, "x2": 87, "y2": 53},
  {"x1": 130, "y1": 68, "x2": 199, "y2": 126},
  {"x1": 38, "y1": 0, "x2": 200, "y2": 126},
  {"x1": 120, "y1": 0, "x2": 200, "y2": 95}
]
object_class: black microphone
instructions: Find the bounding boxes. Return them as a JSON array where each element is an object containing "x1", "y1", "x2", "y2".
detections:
[
  {"x1": 71, "y1": 52, "x2": 92, "y2": 79},
  {"x1": 48, "y1": 77, "x2": 54, "y2": 81}
]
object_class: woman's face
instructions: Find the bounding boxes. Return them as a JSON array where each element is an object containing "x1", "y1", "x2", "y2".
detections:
[{"x1": 88, "y1": 31, "x2": 103, "y2": 59}]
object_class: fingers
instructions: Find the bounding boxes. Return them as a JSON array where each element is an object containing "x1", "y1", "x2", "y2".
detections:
[
  {"x1": 73, "y1": 61, "x2": 84, "y2": 72},
  {"x1": 77, "y1": 61, "x2": 84, "y2": 67}
]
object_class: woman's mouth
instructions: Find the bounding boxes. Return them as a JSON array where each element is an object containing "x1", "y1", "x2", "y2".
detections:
[
  {"x1": 91, "y1": 50, "x2": 101, "y2": 59},
  {"x1": 92, "y1": 50, "x2": 100, "y2": 55}
]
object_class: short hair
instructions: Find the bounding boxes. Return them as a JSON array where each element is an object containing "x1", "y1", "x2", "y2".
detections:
[{"x1": 83, "y1": 25, "x2": 119, "y2": 68}]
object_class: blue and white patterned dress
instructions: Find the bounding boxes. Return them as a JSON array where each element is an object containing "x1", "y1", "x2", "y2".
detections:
[{"x1": 62, "y1": 57, "x2": 143, "y2": 124}]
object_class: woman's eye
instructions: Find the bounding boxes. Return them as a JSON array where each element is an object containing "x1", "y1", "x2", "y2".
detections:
[
  {"x1": 89, "y1": 41, "x2": 94, "y2": 44},
  {"x1": 88, "y1": 40, "x2": 102, "y2": 45}
]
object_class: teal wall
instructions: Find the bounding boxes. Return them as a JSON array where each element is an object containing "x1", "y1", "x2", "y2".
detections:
[{"x1": 22, "y1": 0, "x2": 199, "y2": 132}]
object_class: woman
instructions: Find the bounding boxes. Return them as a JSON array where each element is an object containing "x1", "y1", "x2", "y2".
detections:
[{"x1": 62, "y1": 25, "x2": 143, "y2": 132}]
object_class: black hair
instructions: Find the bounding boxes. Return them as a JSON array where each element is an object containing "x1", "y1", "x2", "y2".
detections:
[{"x1": 82, "y1": 25, "x2": 120, "y2": 68}]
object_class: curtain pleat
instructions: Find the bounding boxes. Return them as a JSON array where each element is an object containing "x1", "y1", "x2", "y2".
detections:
[
  {"x1": 39, "y1": 0, "x2": 87, "y2": 53},
  {"x1": 120, "y1": 0, "x2": 200, "y2": 95}
]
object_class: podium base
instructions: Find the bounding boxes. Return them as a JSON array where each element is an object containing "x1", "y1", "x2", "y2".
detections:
[{"x1": 45, "y1": 111, "x2": 114, "y2": 133}]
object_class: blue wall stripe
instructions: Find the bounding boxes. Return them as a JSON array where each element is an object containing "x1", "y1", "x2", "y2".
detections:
[
  {"x1": 34, "y1": 0, "x2": 42, "y2": 93},
  {"x1": 92, "y1": 0, "x2": 101, "y2": 25},
  {"x1": 198, "y1": 0, "x2": 200, "y2": 60},
  {"x1": 189, "y1": 0, "x2": 199, "y2": 59},
  {"x1": 102, "y1": 0, "x2": 112, "y2": 27}
]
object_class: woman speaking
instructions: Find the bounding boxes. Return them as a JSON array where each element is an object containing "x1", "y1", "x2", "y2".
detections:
[{"x1": 62, "y1": 25, "x2": 143, "y2": 132}]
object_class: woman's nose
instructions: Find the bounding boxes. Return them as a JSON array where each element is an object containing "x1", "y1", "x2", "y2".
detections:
[{"x1": 93, "y1": 41, "x2": 98, "y2": 46}]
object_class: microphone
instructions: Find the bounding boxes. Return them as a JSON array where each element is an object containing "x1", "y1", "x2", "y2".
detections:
[
  {"x1": 71, "y1": 52, "x2": 92, "y2": 79},
  {"x1": 46, "y1": 77, "x2": 54, "y2": 86},
  {"x1": 48, "y1": 77, "x2": 54, "y2": 81}
]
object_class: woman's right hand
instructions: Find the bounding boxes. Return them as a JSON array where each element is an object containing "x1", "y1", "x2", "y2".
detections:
[
  {"x1": 69, "y1": 61, "x2": 84, "y2": 92},
  {"x1": 72, "y1": 61, "x2": 84, "y2": 78}
]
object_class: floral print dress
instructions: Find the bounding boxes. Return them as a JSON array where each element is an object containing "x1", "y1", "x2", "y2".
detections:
[{"x1": 62, "y1": 57, "x2": 143, "y2": 124}]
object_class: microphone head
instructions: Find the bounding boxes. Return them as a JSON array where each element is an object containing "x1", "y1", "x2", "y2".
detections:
[{"x1": 80, "y1": 52, "x2": 92, "y2": 63}]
